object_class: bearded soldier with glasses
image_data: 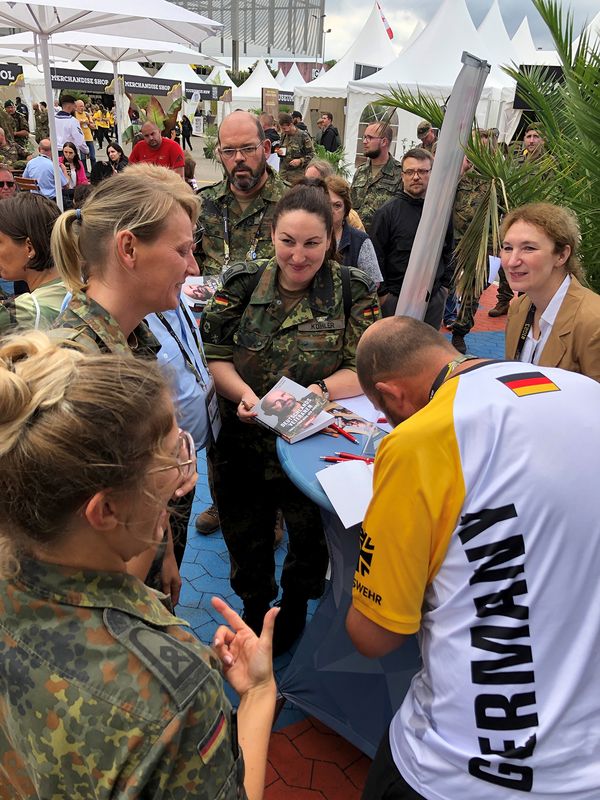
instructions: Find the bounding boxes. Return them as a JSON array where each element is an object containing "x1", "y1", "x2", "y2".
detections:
[{"x1": 196, "y1": 111, "x2": 287, "y2": 278}]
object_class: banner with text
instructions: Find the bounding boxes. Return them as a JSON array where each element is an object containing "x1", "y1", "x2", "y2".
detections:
[
  {"x1": 0, "y1": 63, "x2": 24, "y2": 87},
  {"x1": 185, "y1": 82, "x2": 232, "y2": 102},
  {"x1": 50, "y1": 68, "x2": 176, "y2": 96}
]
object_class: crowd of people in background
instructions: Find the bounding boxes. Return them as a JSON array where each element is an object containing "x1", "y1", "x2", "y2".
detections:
[{"x1": 0, "y1": 87, "x2": 599, "y2": 800}]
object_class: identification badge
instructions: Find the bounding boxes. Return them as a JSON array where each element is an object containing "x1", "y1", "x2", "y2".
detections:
[
  {"x1": 206, "y1": 379, "x2": 222, "y2": 441},
  {"x1": 297, "y1": 318, "x2": 345, "y2": 332}
]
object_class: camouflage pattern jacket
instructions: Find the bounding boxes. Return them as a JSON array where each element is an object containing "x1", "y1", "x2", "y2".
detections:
[
  {"x1": 0, "y1": 558, "x2": 245, "y2": 799},
  {"x1": 350, "y1": 154, "x2": 403, "y2": 233},
  {"x1": 453, "y1": 170, "x2": 490, "y2": 244},
  {"x1": 34, "y1": 108, "x2": 50, "y2": 143},
  {"x1": 52, "y1": 291, "x2": 160, "y2": 357},
  {"x1": 197, "y1": 167, "x2": 286, "y2": 276},
  {"x1": 201, "y1": 257, "x2": 381, "y2": 400},
  {"x1": 278, "y1": 129, "x2": 314, "y2": 183},
  {"x1": 0, "y1": 140, "x2": 28, "y2": 169},
  {"x1": 9, "y1": 110, "x2": 29, "y2": 141}
]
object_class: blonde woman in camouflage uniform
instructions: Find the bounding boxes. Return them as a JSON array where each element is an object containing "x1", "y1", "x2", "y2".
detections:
[
  {"x1": 0, "y1": 331, "x2": 277, "y2": 800},
  {"x1": 202, "y1": 183, "x2": 380, "y2": 656},
  {"x1": 51, "y1": 164, "x2": 201, "y2": 603}
]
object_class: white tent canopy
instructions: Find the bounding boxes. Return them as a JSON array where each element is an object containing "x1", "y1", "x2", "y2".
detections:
[
  {"x1": 92, "y1": 59, "x2": 148, "y2": 77},
  {"x1": 295, "y1": 3, "x2": 397, "y2": 103},
  {"x1": 232, "y1": 58, "x2": 279, "y2": 111},
  {"x1": 154, "y1": 62, "x2": 201, "y2": 84},
  {"x1": 280, "y1": 62, "x2": 305, "y2": 91},
  {"x1": 511, "y1": 17, "x2": 537, "y2": 63},
  {"x1": 206, "y1": 65, "x2": 235, "y2": 88},
  {"x1": 275, "y1": 67, "x2": 285, "y2": 85},
  {"x1": 477, "y1": 0, "x2": 520, "y2": 84},
  {"x1": 510, "y1": 16, "x2": 559, "y2": 66},
  {"x1": 344, "y1": 0, "x2": 518, "y2": 169}
]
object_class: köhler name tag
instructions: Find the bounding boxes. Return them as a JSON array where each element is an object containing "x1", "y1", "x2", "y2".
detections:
[{"x1": 298, "y1": 319, "x2": 345, "y2": 332}]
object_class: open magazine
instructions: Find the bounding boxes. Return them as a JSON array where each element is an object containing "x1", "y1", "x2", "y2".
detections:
[
  {"x1": 255, "y1": 377, "x2": 333, "y2": 443},
  {"x1": 323, "y1": 401, "x2": 387, "y2": 457}
]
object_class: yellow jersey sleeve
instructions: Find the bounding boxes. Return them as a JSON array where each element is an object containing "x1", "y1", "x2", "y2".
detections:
[{"x1": 352, "y1": 379, "x2": 466, "y2": 634}]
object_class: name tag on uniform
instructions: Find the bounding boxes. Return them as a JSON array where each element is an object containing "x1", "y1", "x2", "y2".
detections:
[{"x1": 298, "y1": 319, "x2": 345, "y2": 332}]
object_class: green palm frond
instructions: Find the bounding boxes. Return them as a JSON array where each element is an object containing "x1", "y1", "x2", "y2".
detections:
[
  {"x1": 377, "y1": 86, "x2": 445, "y2": 130},
  {"x1": 374, "y1": 0, "x2": 600, "y2": 294}
]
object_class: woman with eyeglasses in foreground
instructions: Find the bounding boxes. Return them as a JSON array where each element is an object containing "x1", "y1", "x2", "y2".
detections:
[
  {"x1": 0, "y1": 193, "x2": 65, "y2": 334},
  {"x1": 0, "y1": 331, "x2": 277, "y2": 800}
]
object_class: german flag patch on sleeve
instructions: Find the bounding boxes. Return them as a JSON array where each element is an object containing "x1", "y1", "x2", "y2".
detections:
[
  {"x1": 497, "y1": 371, "x2": 560, "y2": 397},
  {"x1": 197, "y1": 709, "x2": 227, "y2": 762}
]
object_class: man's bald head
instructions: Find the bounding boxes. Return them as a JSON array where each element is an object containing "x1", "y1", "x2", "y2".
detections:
[
  {"x1": 75, "y1": 99, "x2": 85, "y2": 112},
  {"x1": 357, "y1": 316, "x2": 455, "y2": 399},
  {"x1": 218, "y1": 111, "x2": 265, "y2": 145},
  {"x1": 141, "y1": 121, "x2": 162, "y2": 148}
]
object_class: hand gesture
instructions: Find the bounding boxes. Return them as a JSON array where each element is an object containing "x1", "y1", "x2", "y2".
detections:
[{"x1": 211, "y1": 597, "x2": 278, "y2": 697}]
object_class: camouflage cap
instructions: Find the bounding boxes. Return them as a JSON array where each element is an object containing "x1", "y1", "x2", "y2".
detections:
[{"x1": 417, "y1": 120, "x2": 432, "y2": 137}]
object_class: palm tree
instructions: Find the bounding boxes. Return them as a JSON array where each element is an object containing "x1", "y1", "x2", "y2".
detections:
[{"x1": 378, "y1": 0, "x2": 600, "y2": 303}]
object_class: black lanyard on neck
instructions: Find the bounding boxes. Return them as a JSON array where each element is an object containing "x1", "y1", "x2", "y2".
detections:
[
  {"x1": 222, "y1": 202, "x2": 267, "y2": 267},
  {"x1": 156, "y1": 305, "x2": 208, "y2": 387},
  {"x1": 429, "y1": 355, "x2": 479, "y2": 401},
  {"x1": 513, "y1": 303, "x2": 537, "y2": 361}
]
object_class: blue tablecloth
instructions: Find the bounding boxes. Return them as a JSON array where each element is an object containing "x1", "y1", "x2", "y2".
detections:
[{"x1": 276, "y1": 397, "x2": 420, "y2": 758}]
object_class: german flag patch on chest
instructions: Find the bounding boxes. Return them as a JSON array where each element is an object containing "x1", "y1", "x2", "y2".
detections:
[{"x1": 497, "y1": 371, "x2": 560, "y2": 397}]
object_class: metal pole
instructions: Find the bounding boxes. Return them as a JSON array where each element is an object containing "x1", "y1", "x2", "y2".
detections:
[
  {"x1": 231, "y1": 0, "x2": 240, "y2": 73},
  {"x1": 395, "y1": 52, "x2": 491, "y2": 319},
  {"x1": 112, "y1": 60, "x2": 123, "y2": 146},
  {"x1": 38, "y1": 32, "x2": 64, "y2": 212}
]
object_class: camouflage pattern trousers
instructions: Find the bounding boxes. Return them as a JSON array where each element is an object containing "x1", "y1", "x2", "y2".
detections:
[{"x1": 209, "y1": 410, "x2": 329, "y2": 605}]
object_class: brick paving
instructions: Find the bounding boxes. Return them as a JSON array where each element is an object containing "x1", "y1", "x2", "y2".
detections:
[{"x1": 180, "y1": 284, "x2": 510, "y2": 798}]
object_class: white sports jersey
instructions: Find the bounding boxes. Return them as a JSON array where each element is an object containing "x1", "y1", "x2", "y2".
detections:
[{"x1": 353, "y1": 362, "x2": 600, "y2": 799}]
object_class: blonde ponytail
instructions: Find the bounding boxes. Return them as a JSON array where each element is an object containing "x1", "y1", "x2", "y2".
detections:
[
  {"x1": 51, "y1": 209, "x2": 86, "y2": 292},
  {"x1": 0, "y1": 330, "x2": 174, "y2": 577}
]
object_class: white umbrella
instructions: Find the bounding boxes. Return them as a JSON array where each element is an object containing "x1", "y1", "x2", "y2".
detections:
[
  {"x1": 0, "y1": 31, "x2": 226, "y2": 143},
  {"x1": 0, "y1": 0, "x2": 221, "y2": 207}
]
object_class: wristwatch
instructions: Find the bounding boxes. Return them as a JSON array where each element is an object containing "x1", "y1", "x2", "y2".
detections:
[{"x1": 315, "y1": 379, "x2": 330, "y2": 401}]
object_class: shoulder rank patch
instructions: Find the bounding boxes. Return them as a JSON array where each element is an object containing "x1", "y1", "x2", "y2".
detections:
[
  {"x1": 348, "y1": 266, "x2": 376, "y2": 293},
  {"x1": 104, "y1": 608, "x2": 212, "y2": 709},
  {"x1": 222, "y1": 260, "x2": 259, "y2": 285},
  {"x1": 497, "y1": 371, "x2": 560, "y2": 397}
]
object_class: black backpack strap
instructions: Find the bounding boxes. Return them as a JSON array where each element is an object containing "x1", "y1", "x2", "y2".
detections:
[{"x1": 341, "y1": 264, "x2": 352, "y2": 324}]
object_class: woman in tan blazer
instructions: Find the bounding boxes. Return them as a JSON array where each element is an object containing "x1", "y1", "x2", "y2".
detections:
[{"x1": 503, "y1": 203, "x2": 600, "y2": 382}]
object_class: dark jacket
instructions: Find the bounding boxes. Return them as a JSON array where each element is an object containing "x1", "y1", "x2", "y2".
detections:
[
  {"x1": 370, "y1": 190, "x2": 454, "y2": 296},
  {"x1": 338, "y1": 221, "x2": 368, "y2": 268},
  {"x1": 320, "y1": 124, "x2": 340, "y2": 152}
]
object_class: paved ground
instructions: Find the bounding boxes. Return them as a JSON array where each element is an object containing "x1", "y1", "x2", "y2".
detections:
[{"x1": 178, "y1": 283, "x2": 508, "y2": 798}]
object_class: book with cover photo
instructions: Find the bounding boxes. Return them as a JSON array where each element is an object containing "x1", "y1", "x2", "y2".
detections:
[{"x1": 255, "y1": 377, "x2": 334, "y2": 443}]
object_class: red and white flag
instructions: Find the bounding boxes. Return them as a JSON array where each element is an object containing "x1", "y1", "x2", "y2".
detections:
[{"x1": 377, "y1": 2, "x2": 394, "y2": 39}]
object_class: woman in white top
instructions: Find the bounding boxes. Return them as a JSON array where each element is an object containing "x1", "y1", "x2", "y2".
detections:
[
  {"x1": 0, "y1": 193, "x2": 66, "y2": 333},
  {"x1": 503, "y1": 202, "x2": 600, "y2": 381}
]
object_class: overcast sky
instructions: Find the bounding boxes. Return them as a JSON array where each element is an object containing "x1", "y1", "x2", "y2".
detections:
[{"x1": 323, "y1": 0, "x2": 598, "y2": 60}]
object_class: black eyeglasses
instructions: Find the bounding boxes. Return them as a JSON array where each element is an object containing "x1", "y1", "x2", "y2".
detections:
[
  {"x1": 402, "y1": 168, "x2": 431, "y2": 178},
  {"x1": 218, "y1": 143, "x2": 262, "y2": 160},
  {"x1": 0, "y1": 181, "x2": 15, "y2": 188}
]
